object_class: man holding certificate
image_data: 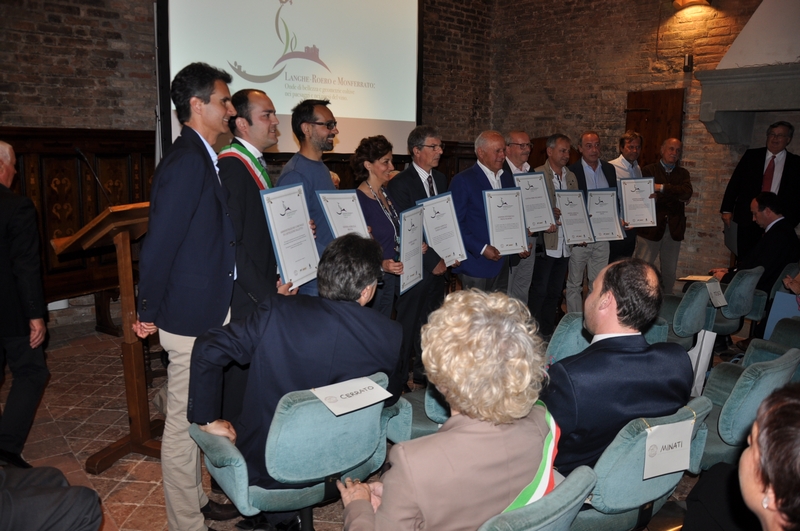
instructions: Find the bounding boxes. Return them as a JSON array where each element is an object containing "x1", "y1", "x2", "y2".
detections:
[
  {"x1": 565, "y1": 131, "x2": 618, "y2": 313},
  {"x1": 504, "y1": 130, "x2": 537, "y2": 304},
  {"x1": 450, "y1": 131, "x2": 519, "y2": 292},
  {"x1": 635, "y1": 138, "x2": 693, "y2": 295}
]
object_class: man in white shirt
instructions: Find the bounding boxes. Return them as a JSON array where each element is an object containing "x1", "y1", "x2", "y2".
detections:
[
  {"x1": 609, "y1": 130, "x2": 643, "y2": 261},
  {"x1": 504, "y1": 131, "x2": 536, "y2": 304}
]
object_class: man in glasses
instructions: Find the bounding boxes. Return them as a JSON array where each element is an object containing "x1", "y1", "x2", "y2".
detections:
[
  {"x1": 503, "y1": 131, "x2": 536, "y2": 304},
  {"x1": 721, "y1": 121, "x2": 800, "y2": 259},
  {"x1": 277, "y1": 99, "x2": 339, "y2": 295}
]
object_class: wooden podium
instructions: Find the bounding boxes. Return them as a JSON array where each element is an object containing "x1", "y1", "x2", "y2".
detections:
[{"x1": 51, "y1": 203, "x2": 164, "y2": 474}]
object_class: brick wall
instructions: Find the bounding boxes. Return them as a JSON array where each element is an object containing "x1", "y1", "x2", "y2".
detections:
[{"x1": 0, "y1": 0, "x2": 156, "y2": 129}]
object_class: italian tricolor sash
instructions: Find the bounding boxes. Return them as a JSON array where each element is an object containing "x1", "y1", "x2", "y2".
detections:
[
  {"x1": 503, "y1": 401, "x2": 561, "y2": 512},
  {"x1": 218, "y1": 143, "x2": 271, "y2": 190}
]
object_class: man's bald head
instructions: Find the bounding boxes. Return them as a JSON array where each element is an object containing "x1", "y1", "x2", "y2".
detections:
[
  {"x1": 0, "y1": 141, "x2": 17, "y2": 188},
  {"x1": 597, "y1": 258, "x2": 662, "y2": 332}
]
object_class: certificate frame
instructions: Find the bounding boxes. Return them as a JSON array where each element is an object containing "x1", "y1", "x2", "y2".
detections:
[
  {"x1": 316, "y1": 190, "x2": 370, "y2": 239},
  {"x1": 398, "y1": 206, "x2": 424, "y2": 294},
  {"x1": 483, "y1": 188, "x2": 528, "y2": 256},
  {"x1": 555, "y1": 190, "x2": 595, "y2": 245},
  {"x1": 514, "y1": 172, "x2": 556, "y2": 232},
  {"x1": 587, "y1": 188, "x2": 624, "y2": 242},
  {"x1": 261, "y1": 184, "x2": 320, "y2": 288},
  {"x1": 619, "y1": 178, "x2": 657, "y2": 228},
  {"x1": 416, "y1": 192, "x2": 467, "y2": 267}
]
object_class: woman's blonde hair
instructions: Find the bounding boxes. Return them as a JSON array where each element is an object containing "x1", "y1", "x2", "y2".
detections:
[{"x1": 421, "y1": 289, "x2": 547, "y2": 424}]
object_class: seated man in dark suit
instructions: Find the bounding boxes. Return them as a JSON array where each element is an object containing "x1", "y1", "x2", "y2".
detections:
[
  {"x1": 710, "y1": 192, "x2": 800, "y2": 294},
  {"x1": 541, "y1": 258, "x2": 693, "y2": 475},
  {"x1": 187, "y1": 234, "x2": 403, "y2": 492}
]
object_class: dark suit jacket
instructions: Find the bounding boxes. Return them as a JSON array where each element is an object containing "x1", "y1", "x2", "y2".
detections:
[
  {"x1": 188, "y1": 293, "x2": 403, "y2": 489},
  {"x1": 219, "y1": 139, "x2": 278, "y2": 320},
  {"x1": 450, "y1": 163, "x2": 515, "y2": 278},
  {"x1": 638, "y1": 163, "x2": 693, "y2": 242},
  {"x1": 387, "y1": 164, "x2": 447, "y2": 274},
  {"x1": 0, "y1": 184, "x2": 45, "y2": 337},
  {"x1": 137, "y1": 126, "x2": 236, "y2": 337},
  {"x1": 568, "y1": 159, "x2": 618, "y2": 192},
  {"x1": 541, "y1": 335, "x2": 693, "y2": 474},
  {"x1": 721, "y1": 147, "x2": 800, "y2": 228},
  {"x1": 721, "y1": 217, "x2": 800, "y2": 293}
]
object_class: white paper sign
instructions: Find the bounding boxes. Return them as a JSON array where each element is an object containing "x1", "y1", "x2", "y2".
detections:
[
  {"x1": 706, "y1": 279, "x2": 727, "y2": 308},
  {"x1": 310, "y1": 377, "x2": 392, "y2": 416},
  {"x1": 643, "y1": 419, "x2": 693, "y2": 479}
]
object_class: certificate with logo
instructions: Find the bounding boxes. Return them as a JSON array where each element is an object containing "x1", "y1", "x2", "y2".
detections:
[
  {"x1": 399, "y1": 206, "x2": 424, "y2": 294},
  {"x1": 619, "y1": 178, "x2": 657, "y2": 228},
  {"x1": 316, "y1": 191, "x2": 370, "y2": 238},
  {"x1": 261, "y1": 184, "x2": 319, "y2": 288},
  {"x1": 514, "y1": 172, "x2": 556, "y2": 232},
  {"x1": 483, "y1": 188, "x2": 528, "y2": 256},
  {"x1": 555, "y1": 190, "x2": 594, "y2": 245},
  {"x1": 416, "y1": 192, "x2": 467, "y2": 267},
  {"x1": 587, "y1": 189, "x2": 623, "y2": 241}
]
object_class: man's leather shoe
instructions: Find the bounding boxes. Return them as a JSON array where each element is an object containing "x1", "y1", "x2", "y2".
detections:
[
  {"x1": 274, "y1": 515, "x2": 301, "y2": 531},
  {"x1": 0, "y1": 450, "x2": 32, "y2": 469},
  {"x1": 201, "y1": 500, "x2": 240, "y2": 521}
]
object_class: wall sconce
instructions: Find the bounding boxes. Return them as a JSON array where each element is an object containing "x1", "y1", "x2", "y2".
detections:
[{"x1": 673, "y1": 0, "x2": 711, "y2": 9}]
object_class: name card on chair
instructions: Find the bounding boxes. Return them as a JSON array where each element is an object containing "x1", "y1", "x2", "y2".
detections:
[
  {"x1": 706, "y1": 280, "x2": 727, "y2": 308},
  {"x1": 312, "y1": 377, "x2": 392, "y2": 416},
  {"x1": 643, "y1": 419, "x2": 693, "y2": 479}
]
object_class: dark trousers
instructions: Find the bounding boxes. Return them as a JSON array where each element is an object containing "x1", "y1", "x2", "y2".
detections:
[
  {"x1": 0, "y1": 466, "x2": 102, "y2": 531},
  {"x1": 0, "y1": 336, "x2": 49, "y2": 454},
  {"x1": 528, "y1": 255, "x2": 569, "y2": 337},
  {"x1": 608, "y1": 229, "x2": 637, "y2": 263},
  {"x1": 395, "y1": 272, "x2": 446, "y2": 383}
]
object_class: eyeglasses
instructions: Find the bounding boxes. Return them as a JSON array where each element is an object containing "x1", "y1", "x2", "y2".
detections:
[
  {"x1": 767, "y1": 133, "x2": 790, "y2": 139},
  {"x1": 307, "y1": 121, "x2": 338, "y2": 130},
  {"x1": 420, "y1": 144, "x2": 443, "y2": 152},
  {"x1": 507, "y1": 142, "x2": 532, "y2": 149}
]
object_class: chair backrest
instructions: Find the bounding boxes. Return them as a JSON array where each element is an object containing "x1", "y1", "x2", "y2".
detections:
[
  {"x1": 672, "y1": 282, "x2": 711, "y2": 338},
  {"x1": 587, "y1": 396, "x2": 712, "y2": 514},
  {"x1": 769, "y1": 316, "x2": 800, "y2": 350},
  {"x1": 477, "y1": 466, "x2": 597, "y2": 531},
  {"x1": 266, "y1": 372, "x2": 389, "y2": 484},
  {"x1": 720, "y1": 266, "x2": 764, "y2": 319},
  {"x1": 424, "y1": 383, "x2": 450, "y2": 425},
  {"x1": 771, "y1": 262, "x2": 799, "y2": 300},
  {"x1": 717, "y1": 348, "x2": 800, "y2": 445}
]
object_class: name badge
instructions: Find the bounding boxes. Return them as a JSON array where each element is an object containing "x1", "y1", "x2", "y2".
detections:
[
  {"x1": 643, "y1": 418, "x2": 694, "y2": 479},
  {"x1": 311, "y1": 377, "x2": 392, "y2": 416},
  {"x1": 706, "y1": 279, "x2": 728, "y2": 308}
]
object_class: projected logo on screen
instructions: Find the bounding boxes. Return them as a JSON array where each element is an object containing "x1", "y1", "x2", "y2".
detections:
[{"x1": 228, "y1": 0, "x2": 330, "y2": 84}]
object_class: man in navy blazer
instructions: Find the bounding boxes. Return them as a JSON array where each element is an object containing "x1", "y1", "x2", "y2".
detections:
[
  {"x1": 541, "y1": 258, "x2": 693, "y2": 475},
  {"x1": 565, "y1": 131, "x2": 618, "y2": 313},
  {"x1": 721, "y1": 121, "x2": 800, "y2": 259},
  {"x1": 133, "y1": 63, "x2": 239, "y2": 530},
  {"x1": 451, "y1": 131, "x2": 523, "y2": 292},
  {"x1": 188, "y1": 234, "x2": 402, "y2": 493}
]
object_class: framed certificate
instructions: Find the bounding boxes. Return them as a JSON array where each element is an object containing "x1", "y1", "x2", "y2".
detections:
[
  {"x1": 416, "y1": 192, "x2": 467, "y2": 267},
  {"x1": 555, "y1": 190, "x2": 594, "y2": 245},
  {"x1": 483, "y1": 188, "x2": 528, "y2": 256},
  {"x1": 514, "y1": 172, "x2": 556, "y2": 232},
  {"x1": 399, "y1": 206, "x2": 424, "y2": 294},
  {"x1": 316, "y1": 191, "x2": 370, "y2": 238},
  {"x1": 619, "y1": 178, "x2": 656, "y2": 228},
  {"x1": 261, "y1": 184, "x2": 320, "y2": 288},
  {"x1": 587, "y1": 189, "x2": 624, "y2": 241}
]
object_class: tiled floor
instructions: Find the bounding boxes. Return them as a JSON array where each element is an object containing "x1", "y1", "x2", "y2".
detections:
[
  {"x1": 3, "y1": 322, "x2": 344, "y2": 531},
  {"x1": 4, "y1": 320, "x2": 733, "y2": 530}
]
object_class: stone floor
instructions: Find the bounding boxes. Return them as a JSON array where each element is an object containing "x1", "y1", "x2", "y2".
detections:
[{"x1": 3, "y1": 319, "x2": 744, "y2": 531}]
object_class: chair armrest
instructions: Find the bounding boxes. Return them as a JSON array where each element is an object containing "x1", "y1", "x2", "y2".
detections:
[
  {"x1": 702, "y1": 363, "x2": 746, "y2": 408},
  {"x1": 745, "y1": 290, "x2": 768, "y2": 322},
  {"x1": 742, "y1": 339, "x2": 789, "y2": 367},
  {"x1": 189, "y1": 423, "x2": 245, "y2": 468},
  {"x1": 384, "y1": 397, "x2": 413, "y2": 443}
]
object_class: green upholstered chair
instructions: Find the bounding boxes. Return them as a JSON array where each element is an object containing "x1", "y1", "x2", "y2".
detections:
[
  {"x1": 659, "y1": 281, "x2": 714, "y2": 351},
  {"x1": 570, "y1": 396, "x2": 712, "y2": 531},
  {"x1": 189, "y1": 372, "x2": 398, "y2": 531},
  {"x1": 477, "y1": 466, "x2": 596, "y2": 531},
  {"x1": 700, "y1": 347, "x2": 800, "y2": 470},
  {"x1": 710, "y1": 267, "x2": 764, "y2": 337},
  {"x1": 403, "y1": 382, "x2": 450, "y2": 440}
]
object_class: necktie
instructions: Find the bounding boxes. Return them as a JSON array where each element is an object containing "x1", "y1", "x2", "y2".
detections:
[
  {"x1": 762, "y1": 155, "x2": 775, "y2": 192},
  {"x1": 427, "y1": 175, "x2": 435, "y2": 197},
  {"x1": 257, "y1": 156, "x2": 272, "y2": 188}
]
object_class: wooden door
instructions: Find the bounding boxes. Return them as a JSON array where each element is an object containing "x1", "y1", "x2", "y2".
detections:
[{"x1": 625, "y1": 89, "x2": 684, "y2": 167}]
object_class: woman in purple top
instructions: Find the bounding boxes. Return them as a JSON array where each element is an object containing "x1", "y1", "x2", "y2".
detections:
[{"x1": 352, "y1": 136, "x2": 403, "y2": 318}]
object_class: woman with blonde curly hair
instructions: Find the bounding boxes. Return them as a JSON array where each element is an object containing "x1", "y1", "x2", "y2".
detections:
[{"x1": 338, "y1": 289, "x2": 557, "y2": 531}]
